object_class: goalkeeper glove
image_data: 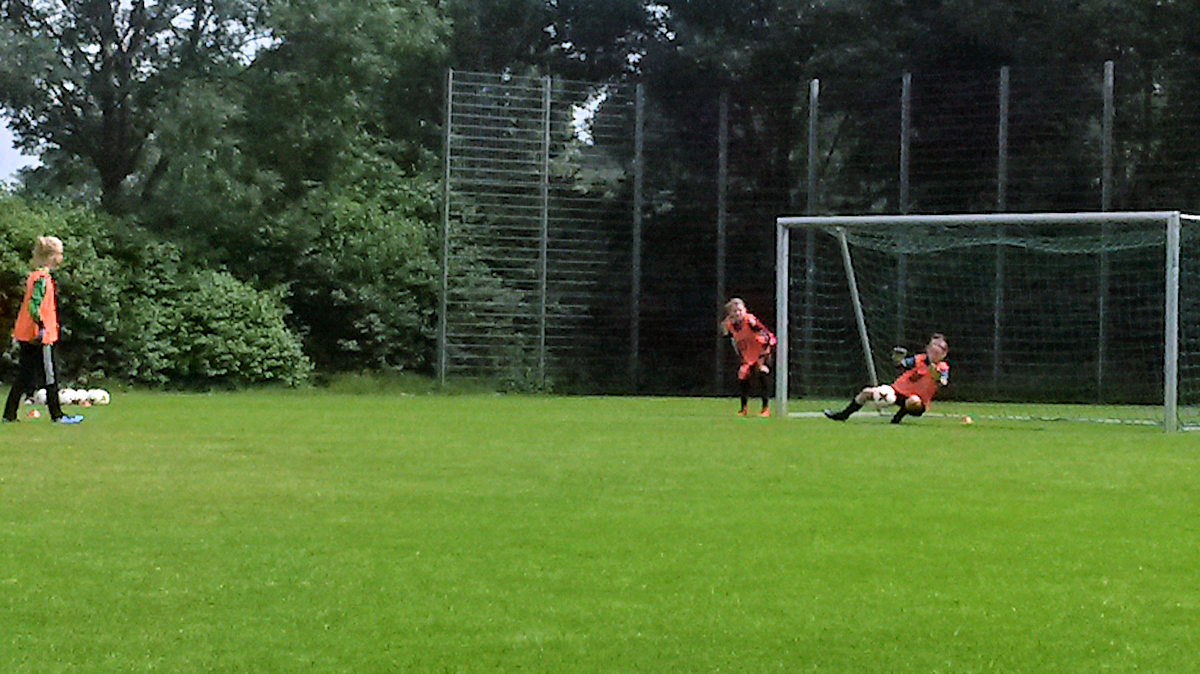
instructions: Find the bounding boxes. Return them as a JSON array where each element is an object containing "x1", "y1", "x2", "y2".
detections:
[{"x1": 937, "y1": 361, "x2": 950, "y2": 386}]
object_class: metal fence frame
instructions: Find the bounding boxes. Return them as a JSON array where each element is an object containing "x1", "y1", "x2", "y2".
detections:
[{"x1": 441, "y1": 62, "x2": 1200, "y2": 394}]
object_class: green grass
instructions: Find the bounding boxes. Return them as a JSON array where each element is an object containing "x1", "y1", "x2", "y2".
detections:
[{"x1": 3, "y1": 392, "x2": 1200, "y2": 672}]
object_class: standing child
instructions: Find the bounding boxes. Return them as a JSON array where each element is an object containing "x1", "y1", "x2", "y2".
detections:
[
  {"x1": 824, "y1": 333, "x2": 950, "y2": 424},
  {"x1": 3, "y1": 236, "x2": 84, "y2": 424},
  {"x1": 721, "y1": 298, "x2": 777, "y2": 417}
]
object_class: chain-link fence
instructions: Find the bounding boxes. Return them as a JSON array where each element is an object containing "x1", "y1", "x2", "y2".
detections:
[{"x1": 441, "y1": 62, "x2": 1200, "y2": 395}]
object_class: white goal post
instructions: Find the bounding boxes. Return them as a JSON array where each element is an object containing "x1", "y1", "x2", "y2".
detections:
[{"x1": 775, "y1": 211, "x2": 1200, "y2": 431}]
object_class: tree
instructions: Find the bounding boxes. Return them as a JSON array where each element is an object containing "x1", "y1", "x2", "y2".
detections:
[
  {"x1": 446, "y1": 0, "x2": 553, "y2": 74},
  {"x1": 238, "y1": 0, "x2": 445, "y2": 203},
  {"x1": 446, "y1": 0, "x2": 654, "y2": 81},
  {"x1": 135, "y1": 0, "x2": 448, "y2": 273},
  {"x1": 0, "y1": 0, "x2": 263, "y2": 213}
]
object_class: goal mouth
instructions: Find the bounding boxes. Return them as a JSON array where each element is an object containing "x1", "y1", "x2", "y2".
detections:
[
  {"x1": 774, "y1": 211, "x2": 1200, "y2": 431},
  {"x1": 789, "y1": 403, "x2": 1174, "y2": 427}
]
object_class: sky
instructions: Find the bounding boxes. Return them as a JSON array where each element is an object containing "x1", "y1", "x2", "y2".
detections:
[{"x1": 0, "y1": 123, "x2": 38, "y2": 183}]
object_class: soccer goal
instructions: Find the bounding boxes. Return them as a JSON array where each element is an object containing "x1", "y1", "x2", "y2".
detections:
[{"x1": 774, "y1": 211, "x2": 1200, "y2": 431}]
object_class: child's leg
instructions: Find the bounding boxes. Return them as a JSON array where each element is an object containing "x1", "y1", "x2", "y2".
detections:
[
  {"x1": 2, "y1": 384, "x2": 22, "y2": 421},
  {"x1": 892, "y1": 396, "x2": 924, "y2": 424},
  {"x1": 3, "y1": 343, "x2": 39, "y2": 421},
  {"x1": 44, "y1": 382, "x2": 65, "y2": 420},
  {"x1": 825, "y1": 387, "x2": 870, "y2": 421},
  {"x1": 738, "y1": 377, "x2": 750, "y2": 414},
  {"x1": 40, "y1": 344, "x2": 65, "y2": 420},
  {"x1": 754, "y1": 370, "x2": 770, "y2": 412},
  {"x1": 824, "y1": 401, "x2": 861, "y2": 420}
]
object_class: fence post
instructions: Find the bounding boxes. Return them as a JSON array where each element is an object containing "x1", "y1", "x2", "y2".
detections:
[
  {"x1": 439, "y1": 68, "x2": 453, "y2": 388},
  {"x1": 802, "y1": 78, "x2": 820, "y2": 396},
  {"x1": 897, "y1": 73, "x2": 912, "y2": 343},
  {"x1": 1098, "y1": 61, "x2": 1115, "y2": 397},
  {"x1": 899, "y1": 73, "x2": 912, "y2": 214},
  {"x1": 807, "y1": 78, "x2": 820, "y2": 215},
  {"x1": 631, "y1": 83, "x2": 644, "y2": 392},
  {"x1": 993, "y1": 66, "x2": 1010, "y2": 390},
  {"x1": 997, "y1": 66, "x2": 1010, "y2": 212},
  {"x1": 538, "y1": 76, "x2": 551, "y2": 389},
  {"x1": 1102, "y1": 61, "x2": 1114, "y2": 211},
  {"x1": 715, "y1": 90, "x2": 729, "y2": 393}
]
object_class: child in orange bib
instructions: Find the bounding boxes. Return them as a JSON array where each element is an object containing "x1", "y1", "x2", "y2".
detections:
[
  {"x1": 824, "y1": 333, "x2": 950, "y2": 424},
  {"x1": 721, "y1": 298, "x2": 777, "y2": 417},
  {"x1": 4, "y1": 236, "x2": 84, "y2": 424}
]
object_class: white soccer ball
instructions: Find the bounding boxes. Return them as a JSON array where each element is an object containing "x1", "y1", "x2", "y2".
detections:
[
  {"x1": 59, "y1": 388, "x2": 81, "y2": 405},
  {"x1": 32, "y1": 388, "x2": 47, "y2": 405},
  {"x1": 872, "y1": 384, "x2": 897, "y2": 406},
  {"x1": 87, "y1": 388, "x2": 111, "y2": 405}
]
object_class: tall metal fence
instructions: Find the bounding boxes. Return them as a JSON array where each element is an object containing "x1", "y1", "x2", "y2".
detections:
[{"x1": 440, "y1": 62, "x2": 1200, "y2": 394}]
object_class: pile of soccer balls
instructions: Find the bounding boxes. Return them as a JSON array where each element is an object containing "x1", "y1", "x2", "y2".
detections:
[{"x1": 28, "y1": 387, "x2": 112, "y2": 407}]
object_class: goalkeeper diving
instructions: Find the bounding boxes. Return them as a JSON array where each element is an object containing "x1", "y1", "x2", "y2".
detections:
[{"x1": 824, "y1": 333, "x2": 950, "y2": 424}]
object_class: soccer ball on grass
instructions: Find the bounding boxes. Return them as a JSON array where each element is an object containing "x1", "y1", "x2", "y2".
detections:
[{"x1": 872, "y1": 384, "x2": 897, "y2": 407}]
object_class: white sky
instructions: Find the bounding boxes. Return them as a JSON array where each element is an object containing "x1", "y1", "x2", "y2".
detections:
[{"x1": 0, "y1": 124, "x2": 38, "y2": 182}]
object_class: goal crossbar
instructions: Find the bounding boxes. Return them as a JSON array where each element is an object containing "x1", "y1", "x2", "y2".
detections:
[
  {"x1": 779, "y1": 210, "x2": 1188, "y2": 229},
  {"x1": 774, "y1": 210, "x2": 1198, "y2": 431}
]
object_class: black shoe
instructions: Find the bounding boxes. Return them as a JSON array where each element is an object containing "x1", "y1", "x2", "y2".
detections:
[{"x1": 823, "y1": 409, "x2": 846, "y2": 421}]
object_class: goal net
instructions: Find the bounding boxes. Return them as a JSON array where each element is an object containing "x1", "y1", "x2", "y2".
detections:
[{"x1": 774, "y1": 211, "x2": 1200, "y2": 431}]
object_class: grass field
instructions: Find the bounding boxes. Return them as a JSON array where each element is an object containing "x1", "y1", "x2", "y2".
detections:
[{"x1": 3, "y1": 391, "x2": 1199, "y2": 672}]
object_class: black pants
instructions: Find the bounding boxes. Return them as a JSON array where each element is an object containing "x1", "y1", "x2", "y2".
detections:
[
  {"x1": 4, "y1": 341, "x2": 65, "y2": 421},
  {"x1": 739, "y1": 369, "x2": 771, "y2": 408}
]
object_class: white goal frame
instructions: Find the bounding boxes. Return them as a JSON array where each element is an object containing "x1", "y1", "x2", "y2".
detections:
[{"x1": 774, "y1": 211, "x2": 1200, "y2": 431}]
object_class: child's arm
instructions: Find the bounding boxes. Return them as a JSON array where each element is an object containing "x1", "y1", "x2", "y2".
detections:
[
  {"x1": 29, "y1": 277, "x2": 47, "y2": 341},
  {"x1": 936, "y1": 361, "x2": 950, "y2": 386},
  {"x1": 750, "y1": 317, "x2": 776, "y2": 347}
]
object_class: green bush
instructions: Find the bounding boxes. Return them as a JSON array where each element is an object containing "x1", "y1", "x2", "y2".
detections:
[
  {"x1": 0, "y1": 195, "x2": 312, "y2": 388},
  {"x1": 170, "y1": 270, "x2": 312, "y2": 387},
  {"x1": 280, "y1": 180, "x2": 438, "y2": 374}
]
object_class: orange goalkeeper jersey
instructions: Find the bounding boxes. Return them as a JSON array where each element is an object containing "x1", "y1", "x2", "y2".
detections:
[
  {"x1": 892, "y1": 353, "x2": 949, "y2": 405},
  {"x1": 724, "y1": 312, "x2": 776, "y2": 368},
  {"x1": 12, "y1": 268, "x2": 58, "y2": 344}
]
